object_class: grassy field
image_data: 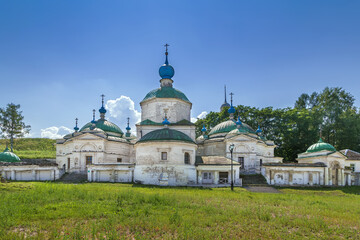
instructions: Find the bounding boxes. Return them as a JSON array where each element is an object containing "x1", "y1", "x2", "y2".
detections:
[
  {"x1": 0, "y1": 183, "x2": 359, "y2": 239},
  {"x1": 0, "y1": 138, "x2": 56, "y2": 159}
]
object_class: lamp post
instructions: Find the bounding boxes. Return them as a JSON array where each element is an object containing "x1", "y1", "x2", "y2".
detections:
[{"x1": 229, "y1": 143, "x2": 235, "y2": 191}]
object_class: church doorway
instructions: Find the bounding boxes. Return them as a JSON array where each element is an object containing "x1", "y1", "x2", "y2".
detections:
[{"x1": 202, "y1": 172, "x2": 213, "y2": 184}]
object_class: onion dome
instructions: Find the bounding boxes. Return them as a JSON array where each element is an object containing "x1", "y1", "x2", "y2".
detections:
[
  {"x1": 159, "y1": 44, "x2": 175, "y2": 79},
  {"x1": 256, "y1": 126, "x2": 262, "y2": 134},
  {"x1": 236, "y1": 117, "x2": 242, "y2": 126},
  {"x1": 208, "y1": 119, "x2": 256, "y2": 136},
  {"x1": 80, "y1": 119, "x2": 123, "y2": 136},
  {"x1": 0, "y1": 147, "x2": 21, "y2": 162},
  {"x1": 201, "y1": 124, "x2": 207, "y2": 132},
  {"x1": 306, "y1": 138, "x2": 336, "y2": 153},
  {"x1": 137, "y1": 128, "x2": 195, "y2": 144},
  {"x1": 228, "y1": 105, "x2": 236, "y2": 114},
  {"x1": 162, "y1": 117, "x2": 170, "y2": 125},
  {"x1": 99, "y1": 94, "x2": 107, "y2": 118}
]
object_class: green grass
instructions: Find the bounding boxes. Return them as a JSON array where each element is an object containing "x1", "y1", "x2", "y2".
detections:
[
  {"x1": 0, "y1": 138, "x2": 56, "y2": 159},
  {"x1": 0, "y1": 183, "x2": 359, "y2": 239}
]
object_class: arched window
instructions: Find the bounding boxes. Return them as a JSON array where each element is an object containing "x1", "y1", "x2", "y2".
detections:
[{"x1": 184, "y1": 152, "x2": 190, "y2": 164}]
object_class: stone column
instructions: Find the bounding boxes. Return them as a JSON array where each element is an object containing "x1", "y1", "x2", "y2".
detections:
[
  {"x1": 88, "y1": 170, "x2": 92, "y2": 182},
  {"x1": 32, "y1": 170, "x2": 36, "y2": 181},
  {"x1": 309, "y1": 173, "x2": 313, "y2": 186},
  {"x1": 341, "y1": 169, "x2": 345, "y2": 186},
  {"x1": 338, "y1": 169, "x2": 342, "y2": 186},
  {"x1": 198, "y1": 171, "x2": 202, "y2": 184},
  {"x1": 289, "y1": 172, "x2": 293, "y2": 186},
  {"x1": 214, "y1": 171, "x2": 219, "y2": 185},
  {"x1": 328, "y1": 168, "x2": 332, "y2": 186},
  {"x1": 93, "y1": 170, "x2": 97, "y2": 182},
  {"x1": 11, "y1": 170, "x2": 15, "y2": 181}
]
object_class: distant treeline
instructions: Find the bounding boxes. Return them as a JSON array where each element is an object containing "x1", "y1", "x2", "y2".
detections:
[{"x1": 195, "y1": 87, "x2": 360, "y2": 162}]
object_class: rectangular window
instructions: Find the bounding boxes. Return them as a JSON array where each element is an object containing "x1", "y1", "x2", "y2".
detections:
[
  {"x1": 117, "y1": 158, "x2": 122, "y2": 163},
  {"x1": 238, "y1": 157, "x2": 244, "y2": 169},
  {"x1": 67, "y1": 158, "x2": 70, "y2": 170},
  {"x1": 86, "y1": 156, "x2": 92, "y2": 165},
  {"x1": 161, "y1": 152, "x2": 167, "y2": 160},
  {"x1": 350, "y1": 164, "x2": 355, "y2": 172}
]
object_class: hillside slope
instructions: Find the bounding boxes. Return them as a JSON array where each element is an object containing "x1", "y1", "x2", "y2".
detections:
[{"x1": 0, "y1": 138, "x2": 56, "y2": 159}]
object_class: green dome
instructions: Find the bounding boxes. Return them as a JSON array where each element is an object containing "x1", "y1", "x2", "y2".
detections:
[
  {"x1": 0, "y1": 147, "x2": 21, "y2": 162},
  {"x1": 80, "y1": 119, "x2": 123, "y2": 136},
  {"x1": 209, "y1": 119, "x2": 256, "y2": 136},
  {"x1": 141, "y1": 86, "x2": 190, "y2": 103},
  {"x1": 138, "y1": 128, "x2": 195, "y2": 144},
  {"x1": 306, "y1": 138, "x2": 336, "y2": 153}
]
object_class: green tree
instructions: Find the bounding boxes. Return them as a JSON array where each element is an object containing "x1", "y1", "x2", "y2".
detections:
[{"x1": 0, "y1": 103, "x2": 31, "y2": 152}]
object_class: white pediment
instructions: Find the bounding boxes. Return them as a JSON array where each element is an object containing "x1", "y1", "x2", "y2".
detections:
[{"x1": 74, "y1": 133, "x2": 105, "y2": 141}]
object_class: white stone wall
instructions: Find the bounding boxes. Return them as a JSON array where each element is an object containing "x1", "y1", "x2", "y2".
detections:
[
  {"x1": 87, "y1": 164, "x2": 134, "y2": 182},
  {"x1": 262, "y1": 166, "x2": 325, "y2": 186},
  {"x1": 140, "y1": 98, "x2": 192, "y2": 123},
  {"x1": 134, "y1": 141, "x2": 197, "y2": 185},
  {"x1": 0, "y1": 165, "x2": 61, "y2": 181}
]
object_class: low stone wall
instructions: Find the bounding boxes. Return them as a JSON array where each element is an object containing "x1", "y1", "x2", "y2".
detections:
[{"x1": 87, "y1": 164, "x2": 135, "y2": 182}]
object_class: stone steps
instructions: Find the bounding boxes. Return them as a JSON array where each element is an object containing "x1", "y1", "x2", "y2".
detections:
[
  {"x1": 241, "y1": 174, "x2": 268, "y2": 186},
  {"x1": 59, "y1": 172, "x2": 87, "y2": 183}
]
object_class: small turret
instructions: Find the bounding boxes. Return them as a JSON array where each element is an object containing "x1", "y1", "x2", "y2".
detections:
[
  {"x1": 236, "y1": 117, "x2": 242, "y2": 129},
  {"x1": 99, "y1": 94, "x2": 106, "y2": 120},
  {"x1": 256, "y1": 126, "x2": 262, "y2": 134},
  {"x1": 125, "y1": 117, "x2": 131, "y2": 138},
  {"x1": 159, "y1": 44, "x2": 175, "y2": 88},
  {"x1": 228, "y1": 92, "x2": 235, "y2": 119},
  {"x1": 162, "y1": 113, "x2": 170, "y2": 127},
  {"x1": 74, "y1": 118, "x2": 79, "y2": 132}
]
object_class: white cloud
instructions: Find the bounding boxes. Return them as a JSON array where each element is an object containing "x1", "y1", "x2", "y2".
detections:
[
  {"x1": 41, "y1": 126, "x2": 73, "y2": 139},
  {"x1": 106, "y1": 96, "x2": 141, "y2": 135},
  {"x1": 191, "y1": 111, "x2": 208, "y2": 123}
]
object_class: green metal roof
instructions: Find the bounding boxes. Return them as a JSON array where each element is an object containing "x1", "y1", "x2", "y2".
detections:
[
  {"x1": 0, "y1": 147, "x2": 21, "y2": 162},
  {"x1": 137, "y1": 128, "x2": 195, "y2": 144},
  {"x1": 208, "y1": 119, "x2": 256, "y2": 136},
  {"x1": 306, "y1": 138, "x2": 336, "y2": 153},
  {"x1": 138, "y1": 119, "x2": 195, "y2": 126},
  {"x1": 80, "y1": 119, "x2": 123, "y2": 136},
  {"x1": 141, "y1": 86, "x2": 190, "y2": 103}
]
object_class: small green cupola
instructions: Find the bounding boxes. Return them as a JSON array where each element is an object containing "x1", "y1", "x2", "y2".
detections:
[
  {"x1": 0, "y1": 147, "x2": 21, "y2": 162},
  {"x1": 306, "y1": 138, "x2": 336, "y2": 153}
]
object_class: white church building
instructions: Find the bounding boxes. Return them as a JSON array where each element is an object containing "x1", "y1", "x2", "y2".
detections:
[
  {"x1": 55, "y1": 47, "x2": 282, "y2": 186},
  {"x1": 54, "y1": 47, "x2": 360, "y2": 187}
]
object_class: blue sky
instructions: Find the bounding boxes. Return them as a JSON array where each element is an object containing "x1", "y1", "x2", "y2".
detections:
[{"x1": 1, "y1": 0, "x2": 360, "y2": 138}]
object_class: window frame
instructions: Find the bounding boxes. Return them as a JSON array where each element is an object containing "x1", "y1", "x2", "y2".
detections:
[{"x1": 161, "y1": 152, "x2": 167, "y2": 161}]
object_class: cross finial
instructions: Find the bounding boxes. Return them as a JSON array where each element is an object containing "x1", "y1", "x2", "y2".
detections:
[
  {"x1": 127, "y1": 117, "x2": 130, "y2": 126},
  {"x1": 164, "y1": 43, "x2": 169, "y2": 52},
  {"x1": 92, "y1": 109, "x2": 96, "y2": 121},
  {"x1": 229, "y1": 92, "x2": 234, "y2": 106},
  {"x1": 75, "y1": 118, "x2": 78, "y2": 127},
  {"x1": 101, "y1": 94, "x2": 105, "y2": 107}
]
